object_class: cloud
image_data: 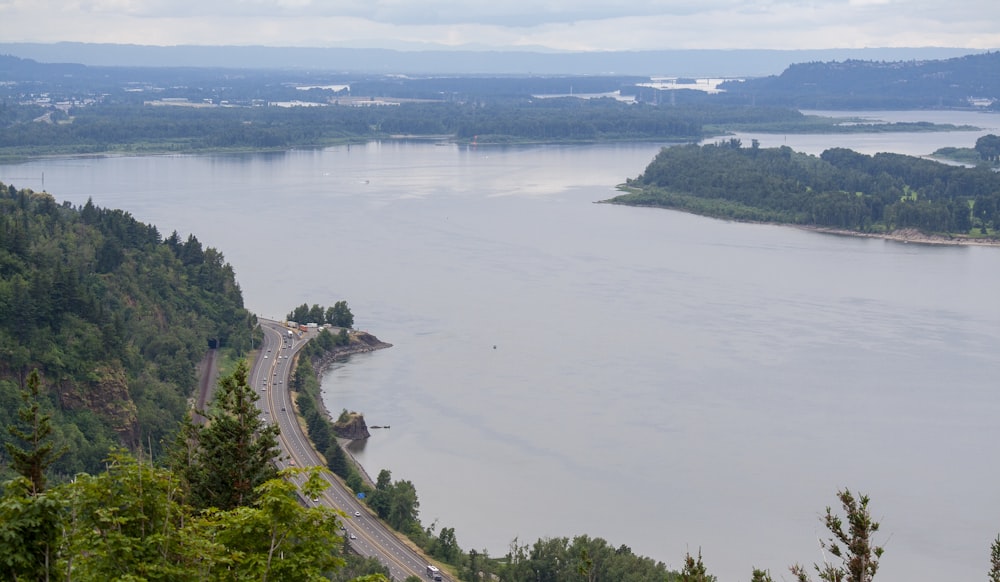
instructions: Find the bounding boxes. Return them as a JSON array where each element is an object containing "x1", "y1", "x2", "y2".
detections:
[{"x1": 1, "y1": 0, "x2": 998, "y2": 51}]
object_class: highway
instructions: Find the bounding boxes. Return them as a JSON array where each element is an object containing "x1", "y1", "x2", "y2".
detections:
[{"x1": 251, "y1": 319, "x2": 448, "y2": 582}]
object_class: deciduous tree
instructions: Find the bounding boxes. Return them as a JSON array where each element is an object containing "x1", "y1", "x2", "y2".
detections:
[
  {"x1": 63, "y1": 450, "x2": 224, "y2": 581},
  {"x1": 209, "y1": 467, "x2": 345, "y2": 582}
]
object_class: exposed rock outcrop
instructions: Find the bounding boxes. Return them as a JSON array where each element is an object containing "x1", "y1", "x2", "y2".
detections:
[
  {"x1": 333, "y1": 412, "x2": 371, "y2": 440},
  {"x1": 59, "y1": 363, "x2": 139, "y2": 444},
  {"x1": 308, "y1": 330, "x2": 391, "y2": 441}
]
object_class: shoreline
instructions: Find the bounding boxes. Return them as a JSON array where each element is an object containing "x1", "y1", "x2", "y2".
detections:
[
  {"x1": 305, "y1": 331, "x2": 392, "y2": 489},
  {"x1": 601, "y1": 197, "x2": 1000, "y2": 248},
  {"x1": 307, "y1": 331, "x2": 393, "y2": 422},
  {"x1": 797, "y1": 225, "x2": 1000, "y2": 246}
]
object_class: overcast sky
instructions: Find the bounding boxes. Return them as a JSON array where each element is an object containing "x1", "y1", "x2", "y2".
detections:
[{"x1": 1, "y1": 0, "x2": 998, "y2": 51}]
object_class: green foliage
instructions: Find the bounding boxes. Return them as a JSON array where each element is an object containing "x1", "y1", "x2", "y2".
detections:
[
  {"x1": 328, "y1": 554, "x2": 391, "y2": 582},
  {"x1": 975, "y1": 134, "x2": 1000, "y2": 162},
  {"x1": 463, "y1": 548, "x2": 499, "y2": 582},
  {"x1": 612, "y1": 142, "x2": 1000, "y2": 235},
  {"x1": 49, "y1": 451, "x2": 346, "y2": 581},
  {"x1": 285, "y1": 346, "x2": 366, "y2": 494},
  {"x1": 751, "y1": 568, "x2": 775, "y2": 582},
  {"x1": 680, "y1": 549, "x2": 715, "y2": 582},
  {"x1": 0, "y1": 96, "x2": 708, "y2": 159},
  {"x1": 288, "y1": 300, "x2": 354, "y2": 328},
  {"x1": 63, "y1": 450, "x2": 221, "y2": 581},
  {"x1": 328, "y1": 300, "x2": 355, "y2": 328},
  {"x1": 820, "y1": 490, "x2": 883, "y2": 582},
  {"x1": 452, "y1": 99, "x2": 702, "y2": 142},
  {"x1": 0, "y1": 476, "x2": 64, "y2": 580},
  {"x1": 990, "y1": 534, "x2": 1000, "y2": 582},
  {"x1": 432, "y1": 526, "x2": 460, "y2": 563},
  {"x1": 5, "y1": 369, "x2": 66, "y2": 494},
  {"x1": 719, "y1": 52, "x2": 1000, "y2": 109},
  {"x1": 173, "y1": 360, "x2": 279, "y2": 511},
  {"x1": 791, "y1": 489, "x2": 884, "y2": 582},
  {"x1": 345, "y1": 471, "x2": 365, "y2": 493},
  {"x1": 0, "y1": 184, "x2": 253, "y2": 475},
  {"x1": 361, "y1": 468, "x2": 420, "y2": 532},
  {"x1": 931, "y1": 146, "x2": 986, "y2": 166},
  {"x1": 325, "y1": 440, "x2": 351, "y2": 478},
  {"x1": 207, "y1": 467, "x2": 346, "y2": 582},
  {"x1": 499, "y1": 535, "x2": 681, "y2": 582}
]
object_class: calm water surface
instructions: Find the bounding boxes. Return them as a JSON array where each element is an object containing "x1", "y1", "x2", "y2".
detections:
[{"x1": 2, "y1": 114, "x2": 999, "y2": 581}]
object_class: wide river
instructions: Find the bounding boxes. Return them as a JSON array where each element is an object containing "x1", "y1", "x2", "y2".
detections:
[{"x1": 2, "y1": 110, "x2": 999, "y2": 581}]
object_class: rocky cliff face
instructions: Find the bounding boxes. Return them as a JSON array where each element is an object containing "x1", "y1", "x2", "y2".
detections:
[
  {"x1": 333, "y1": 412, "x2": 371, "y2": 440},
  {"x1": 59, "y1": 363, "x2": 139, "y2": 444}
]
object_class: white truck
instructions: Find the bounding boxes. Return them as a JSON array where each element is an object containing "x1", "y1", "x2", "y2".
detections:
[{"x1": 426, "y1": 565, "x2": 442, "y2": 581}]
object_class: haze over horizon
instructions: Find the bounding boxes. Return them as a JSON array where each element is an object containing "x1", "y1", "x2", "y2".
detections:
[{"x1": 2, "y1": 0, "x2": 998, "y2": 53}]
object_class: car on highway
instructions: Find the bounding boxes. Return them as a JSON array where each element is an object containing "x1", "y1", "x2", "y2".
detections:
[
  {"x1": 354, "y1": 511, "x2": 361, "y2": 517},
  {"x1": 349, "y1": 533, "x2": 357, "y2": 539}
]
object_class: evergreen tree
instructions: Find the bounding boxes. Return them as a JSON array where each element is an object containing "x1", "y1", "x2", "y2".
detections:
[
  {"x1": 175, "y1": 360, "x2": 280, "y2": 510},
  {"x1": 325, "y1": 441, "x2": 350, "y2": 478},
  {"x1": 5, "y1": 369, "x2": 65, "y2": 494},
  {"x1": 790, "y1": 489, "x2": 884, "y2": 582},
  {"x1": 680, "y1": 549, "x2": 715, "y2": 582},
  {"x1": 989, "y1": 534, "x2": 1000, "y2": 582}
]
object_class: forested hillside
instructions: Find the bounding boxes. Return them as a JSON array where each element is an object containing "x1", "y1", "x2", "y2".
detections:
[
  {"x1": 611, "y1": 139, "x2": 1000, "y2": 236},
  {"x1": 720, "y1": 51, "x2": 1000, "y2": 109},
  {"x1": 0, "y1": 182, "x2": 254, "y2": 476}
]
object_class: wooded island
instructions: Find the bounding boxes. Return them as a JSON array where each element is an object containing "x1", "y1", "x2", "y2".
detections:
[{"x1": 608, "y1": 137, "x2": 1000, "y2": 241}]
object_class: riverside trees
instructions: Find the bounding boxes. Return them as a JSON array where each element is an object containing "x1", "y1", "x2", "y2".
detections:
[
  {"x1": 288, "y1": 300, "x2": 354, "y2": 328},
  {"x1": 614, "y1": 141, "x2": 1000, "y2": 236},
  {"x1": 975, "y1": 134, "x2": 1000, "y2": 163}
]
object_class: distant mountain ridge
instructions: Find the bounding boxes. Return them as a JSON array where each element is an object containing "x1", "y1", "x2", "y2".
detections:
[
  {"x1": 719, "y1": 51, "x2": 1000, "y2": 109},
  {"x1": 0, "y1": 42, "x2": 986, "y2": 77}
]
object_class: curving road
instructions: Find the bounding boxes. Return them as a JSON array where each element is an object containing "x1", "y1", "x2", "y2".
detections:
[{"x1": 251, "y1": 319, "x2": 448, "y2": 582}]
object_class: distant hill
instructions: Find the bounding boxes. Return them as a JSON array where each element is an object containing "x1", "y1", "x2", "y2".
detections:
[
  {"x1": 0, "y1": 42, "x2": 986, "y2": 77},
  {"x1": 719, "y1": 51, "x2": 1000, "y2": 109}
]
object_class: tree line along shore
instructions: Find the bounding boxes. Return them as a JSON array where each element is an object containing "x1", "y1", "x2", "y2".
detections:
[{"x1": 607, "y1": 136, "x2": 1000, "y2": 243}]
